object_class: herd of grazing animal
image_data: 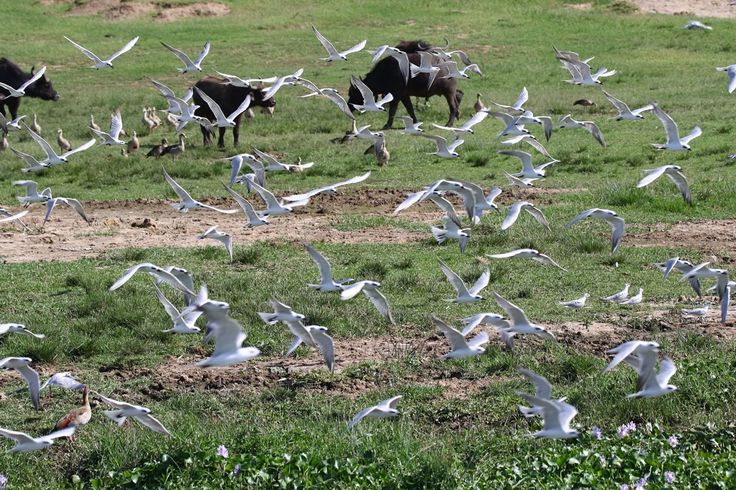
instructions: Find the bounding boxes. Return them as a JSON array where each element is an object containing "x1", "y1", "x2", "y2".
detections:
[{"x1": 0, "y1": 21, "x2": 732, "y2": 466}]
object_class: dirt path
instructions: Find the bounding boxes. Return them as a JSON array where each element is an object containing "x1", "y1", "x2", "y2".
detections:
[{"x1": 630, "y1": 0, "x2": 735, "y2": 18}]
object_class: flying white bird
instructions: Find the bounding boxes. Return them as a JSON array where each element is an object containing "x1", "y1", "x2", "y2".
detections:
[
  {"x1": 432, "y1": 214, "x2": 470, "y2": 253},
  {"x1": 154, "y1": 285, "x2": 201, "y2": 334},
  {"x1": 493, "y1": 292, "x2": 556, "y2": 348},
  {"x1": 501, "y1": 134, "x2": 554, "y2": 159},
  {"x1": 681, "y1": 263, "x2": 730, "y2": 300},
  {"x1": 486, "y1": 249, "x2": 565, "y2": 270},
  {"x1": 421, "y1": 134, "x2": 464, "y2": 158},
  {"x1": 399, "y1": 116, "x2": 424, "y2": 135},
  {"x1": 13, "y1": 180, "x2": 51, "y2": 206},
  {"x1": 0, "y1": 209, "x2": 29, "y2": 224},
  {"x1": 438, "y1": 259, "x2": 489, "y2": 303},
  {"x1": 43, "y1": 197, "x2": 90, "y2": 226},
  {"x1": 516, "y1": 393, "x2": 579, "y2": 439},
  {"x1": 196, "y1": 315, "x2": 260, "y2": 367},
  {"x1": 517, "y1": 368, "x2": 567, "y2": 418},
  {"x1": 0, "y1": 66, "x2": 48, "y2": 98},
  {"x1": 223, "y1": 185, "x2": 269, "y2": 228},
  {"x1": 40, "y1": 372, "x2": 85, "y2": 391},
  {"x1": 25, "y1": 125, "x2": 95, "y2": 165},
  {"x1": 64, "y1": 36, "x2": 139, "y2": 69},
  {"x1": 602, "y1": 90, "x2": 654, "y2": 120},
  {"x1": 350, "y1": 76, "x2": 393, "y2": 112},
  {"x1": 283, "y1": 320, "x2": 335, "y2": 372},
  {"x1": 258, "y1": 299, "x2": 306, "y2": 325},
  {"x1": 460, "y1": 313, "x2": 507, "y2": 336},
  {"x1": 453, "y1": 180, "x2": 501, "y2": 224},
  {"x1": 311, "y1": 26, "x2": 365, "y2": 62},
  {"x1": 348, "y1": 395, "x2": 402, "y2": 429},
  {"x1": 501, "y1": 202, "x2": 550, "y2": 231},
  {"x1": 0, "y1": 357, "x2": 41, "y2": 410},
  {"x1": 656, "y1": 257, "x2": 702, "y2": 296},
  {"x1": 367, "y1": 45, "x2": 411, "y2": 82},
  {"x1": 559, "y1": 114, "x2": 606, "y2": 147},
  {"x1": 295, "y1": 79, "x2": 355, "y2": 119},
  {"x1": 194, "y1": 87, "x2": 251, "y2": 128},
  {"x1": 557, "y1": 51, "x2": 615, "y2": 86},
  {"x1": 215, "y1": 72, "x2": 278, "y2": 88},
  {"x1": 340, "y1": 281, "x2": 394, "y2": 324},
  {"x1": 499, "y1": 150, "x2": 557, "y2": 180},
  {"x1": 439, "y1": 60, "x2": 481, "y2": 79},
  {"x1": 282, "y1": 171, "x2": 370, "y2": 202},
  {"x1": 0, "y1": 323, "x2": 45, "y2": 339},
  {"x1": 248, "y1": 180, "x2": 309, "y2": 217},
  {"x1": 410, "y1": 51, "x2": 441, "y2": 88},
  {"x1": 601, "y1": 284, "x2": 630, "y2": 303},
  {"x1": 559, "y1": 293, "x2": 590, "y2": 309},
  {"x1": 637, "y1": 165, "x2": 691, "y2": 204},
  {"x1": 716, "y1": 65, "x2": 736, "y2": 93},
  {"x1": 160, "y1": 40, "x2": 210, "y2": 73},
  {"x1": 163, "y1": 167, "x2": 237, "y2": 214},
  {"x1": 262, "y1": 68, "x2": 304, "y2": 101},
  {"x1": 198, "y1": 226, "x2": 233, "y2": 261},
  {"x1": 0, "y1": 427, "x2": 75, "y2": 453},
  {"x1": 651, "y1": 103, "x2": 701, "y2": 151},
  {"x1": 252, "y1": 148, "x2": 314, "y2": 173},
  {"x1": 685, "y1": 20, "x2": 712, "y2": 30},
  {"x1": 304, "y1": 243, "x2": 354, "y2": 292},
  {"x1": 432, "y1": 111, "x2": 488, "y2": 135},
  {"x1": 89, "y1": 109, "x2": 126, "y2": 145},
  {"x1": 433, "y1": 316, "x2": 489, "y2": 359},
  {"x1": 489, "y1": 87, "x2": 528, "y2": 113},
  {"x1": 567, "y1": 208, "x2": 625, "y2": 253},
  {"x1": 96, "y1": 393, "x2": 172, "y2": 436},
  {"x1": 109, "y1": 262, "x2": 195, "y2": 295}
]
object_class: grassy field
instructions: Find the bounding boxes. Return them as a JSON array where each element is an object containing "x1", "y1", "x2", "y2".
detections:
[{"x1": 1, "y1": 0, "x2": 736, "y2": 488}]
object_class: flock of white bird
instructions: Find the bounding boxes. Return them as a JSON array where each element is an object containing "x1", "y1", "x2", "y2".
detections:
[{"x1": 0, "y1": 21, "x2": 733, "y2": 454}]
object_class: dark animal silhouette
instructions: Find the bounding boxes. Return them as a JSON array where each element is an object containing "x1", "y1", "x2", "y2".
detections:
[
  {"x1": 0, "y1": 58, "x2": 59, "y2": 119},
  {"x1": 192, "y1": 77, "x2": 276, "y2": 148},
  {"x1": 347, "y1": 40, "x2": 463, "y2": 129}
]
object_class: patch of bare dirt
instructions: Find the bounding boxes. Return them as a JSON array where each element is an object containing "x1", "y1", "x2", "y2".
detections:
[
  {"x1": 630, "y1": 219, "x2": 736, "y2": 255},
  {"x1": 567, "y1": 2, "x2": 593, "y2": 11},
  {"x1": 630, "y1": 0, "x2": 735, "y2": 18},
  {"x1": 154, "y1": 2, "x2": 230, "y2": 22},
  {"x1": 0, "y1": 190, "x2": 433, "y2": 263},
  {"x1": 65, "y1": 0, "x2": 155, "y2": 19}
]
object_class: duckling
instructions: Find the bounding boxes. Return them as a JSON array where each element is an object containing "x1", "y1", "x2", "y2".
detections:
[
  {"x1": 30, "y1": 113, "x2": 41, "y2": 135},
  {"x1": 146, "y1": 138, "x2": 168, "y2": 158},
  {"x1": 57, "y1": 128, "x2": 72, "y2": 152},
  {"x1": 127, "y1": 130, "x2": 139, "y2": 155},
  {"x1": 474, "y1": 93, "x2": 486, "y2": 112},
  {"x1": 89, "y1": 114, "x2": 101, "y2": 133},
  {"x1": 0, "y1": 130, "x2": 8, "y2": 151},
  {"x1": 149, "y1": 107, "x2": 162, "y2": 127},
  {"x1": 53, "y1": 385, "x2": 92, "y2": 441},
  {"x1": 165, "y1": 112, "x2": 179, "y2": 130},
  {"x1": 376, "y1": 141, "x2": 390, "y2": 166},
  {"x1": 161, "y1": 133, "x2": 186, "y2": 158}
]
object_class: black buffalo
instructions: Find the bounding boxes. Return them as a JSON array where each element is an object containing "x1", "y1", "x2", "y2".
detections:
[
  {"x1": 192, "y1": 77, "x2": 276, "y2": 148},
  {"x1": 0, "y1": 58, "x2": 59, "y2": 119},
  {"x1": 347, "y1": 41, "x2": 463, "y2": 129}
]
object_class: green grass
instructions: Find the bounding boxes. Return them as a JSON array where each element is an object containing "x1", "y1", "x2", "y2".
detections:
[{"x1": 0, "y1": 0, "x2": 735, "y2": 488}]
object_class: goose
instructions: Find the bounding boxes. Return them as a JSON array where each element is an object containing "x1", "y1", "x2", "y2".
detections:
[
  {"x1": 56, "y1": 128, "x2": 72, "y2": 152},
  {"x1": 30, "y1": 113, "x2": 41, "y2": 134},
  {"x1": 53, "y1": 386, "x2": 92, "y2": 440},
  {"x1": 142, "y1": 108, "x2": 156, "y2": 134},
  {"x1": 64, "y1": 36, "x2": 139, "y2": 69},
  {"x1": 474, "y1": 93, "x2": 486, "y2": 112},
  {"x1": 126, "y1": 130, "x2": 139, "y2": 154},
  {"x1": 160, "y1": 40, "x2": 210, "y2": 73},
  {"x1": 146, "y1": 138, "x2": 168, "y2": 158},
  {"x1": 161, "y1": 133, "x2": 186, "y2": 158},
  {"x1": 0, "y1": 131, "x2": 7, "y2": 151}
]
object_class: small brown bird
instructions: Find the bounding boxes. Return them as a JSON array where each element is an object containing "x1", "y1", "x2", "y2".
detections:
[
  {"x1": 31, "y1": 113, "x2": 42, "y2": 135},
  {"x1": 57, "y1": 128, "x2": 72, "y2": 152},
  {"x1": 244, "y1": 108, "x2": 255, "y2": 121},
  {"x1": 54, "y1": 385, "x2": 92, "y2": 441},
  {"x1": 573, "y1": 99, "x2": 596, "y2": 107},
  {"x1": 0, "y1": 131, "x2": 8, "y2": 151},
  {"x1": 261, "y1": 106, "x2": 274, "y2": 116},
  {"x1": 149, "y1": 107, "x2": 162, "y2": 127},
  {"x1": 161, "y1": 133, "x2": 186, "y2": 158},
  {"x1": 474, "y1": 93, "x2": 486, "y2": 112},
  {"x1": 142, "y1": 108, "x2": 156, "y2": 135},
  {"x1": 146, "y1": 138, "x2": 168, "y2": 158},
  {"x1": 127, "y1": 130, "x2": 139, "y2": 155},
  {"x1": 376, "y1": 141, "x2": 390, "y2": 166}
]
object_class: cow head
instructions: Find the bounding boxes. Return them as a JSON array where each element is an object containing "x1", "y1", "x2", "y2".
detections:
[
  {"x1": 251, "y1": 83, "x2": 276, "y2": 109},
  {"x1": 26, "y1": 66, "x2": 59, "y2": 101},
  {"x1": 346, "y1": 77, "x2": 363, "y2": 112}
]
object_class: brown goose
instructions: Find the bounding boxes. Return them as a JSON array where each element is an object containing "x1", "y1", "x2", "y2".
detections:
[
  {"x1": 146, "y1": 138, "x2": 168, "y2": 158},
  {"x1": 53, "y1": 385, "x2": 92, "y2": 441}
]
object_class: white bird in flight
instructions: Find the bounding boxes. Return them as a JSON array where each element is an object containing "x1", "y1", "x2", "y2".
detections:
[
  {"x1": 489, "y1": 87, "x2": 528, "y2": 113},
  {"x1": 0, "y1": 66, "x2": 48, "y2": 98},
  {"x1": 460, "y1": 313, "x2": 507, "y2": 336},
  {"x1": 602, "y1": 90, "x2": 653, "y2": 120},
  {"x1": 499, "y1": 150, "x2": 557, "y2": 180},
  {"x1": 282, "y1": 171, "x2": 370, "y2": 202},
  {"x1": 340, "y1": 280, "x2": 394, "y2": 324},
  {"x1": 350, "y1": 76, "x2": 393, "y2": 112},
  {"x1": 517, "y1": 368, "x2": 567, "y2": 418},
  {"x1": 716, "y1": 65, "x2": 736, "y2": 93},
  {"x1": 438, "y1": 259, "x2": 490, "y2": 303},
  {"x1": 0, "y1": 357, "x2": 41, "y2": 410},
  {"x1": 516, "y1": 393, "x2": 579, "y2": 439},
  {"x1": 194, "y1": 87, "x2": 251, "y2": 128},
  {"x1": 43, "y1": 197, "x2": 91, "y2": 226},
  {"x1": 651, "y1": 103, "x2": 702, "y2": 151},
  {"x1": 311, "y1": 26, "x2": 366, "y2": 62},
  {"x1": 433, "y1": 316, "x2": 489, "y2": 360},
  {"x1": 109, "y1": 262, "x2": 195, "y2": 296},
  {"x1": 0, "y1": 323, "x2": 45, "y2": 339},
  {"x1": 25, "y1": 126, "x2": 95, "y2": 165},
  {"x1": 283, "y1": 320, "x2": 335, "y2": 372},
  {"x1": 154, "y1": 284, "x2": 201, "y2": 334},
  {"x1": 198, "y1": 226, "x2": 233, "y2": 261},
  {"x1": 421, "y1": 134, "x2": 464, "y2": 158},
  {"x1": 501, "y1": 202, "x2": 550, "y2": 232},
  {"x1": 558, "y1": 114, "x2": 606, "y2": 147},
  {"x1": 0, "y1": 427, "x2": 75, "y2": 453},
  {"x1": 637, "y1": 165, "x2": 691, "y2": 205},
  {"x1": 348, "y1": 395, "x2": 402, "y2": 429},
  {"x1": 13, "y1": 180, "x2": 51, "y2": 206},
  {"x1": 160, "y1": 40, "x2": 210, "y2": 73},
  {"x1": 486, "y1": 249, "x2": 566, "y2": 271},
  {"x1": 64, "y1": 36, "x2": 139, "y2": 69},
  {"x1": 163, "y1": 167, "x2": 237, "y2": 214},
  {"x1": 96, "y1": 393, "x2": 172, "y2": 436},
  {"x1": 248, "y1": 180, "x2": 309, "y2": 217},
  {"x1": 304, "y1": 243, "x2": 354, "y2": 292},
  {"x1": 432, "y1": 111, "x2": 488, "y2": 135},
  {"x1": 196, "y1": 315, "x2": 260, "y2": 368},
  {"x1": 262, "y1": 68, "x2": 304, "y2": 101},
  {"x1": 493, "y1": 292, "x2": 556, "y2": 348},
  {"x1": 223, "y1": 185, "x2": 269, "y2": 228},
  {"x1": 567, "y1": 208, "x2": 625, "y2": 253},
  {"x1": 40, "y1": 372, "x2": 85, "y2": 391}
]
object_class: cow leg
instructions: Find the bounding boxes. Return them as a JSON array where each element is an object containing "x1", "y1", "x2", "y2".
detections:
[
  {"x1": 444, "y1": 92, "x2": 458, "y2": 127},
  {"x1": 200, "y1": 125, "x2": 211, "y2": 146},
  {"x1": 7, "y1": 98, "x2": 19, "y2": 120},
  {"x1": 232, "y1": 123, "x2": 240, "y2": 147},
  {"x1": 217, "y1": 127, "x2": 226, "y2": 148},
  {"x1": 382, "y1": 99, "x2": 401, "y2": 129},
  {"x1": 401, "y1": 95, "x2": 418, "y2": 123}
]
